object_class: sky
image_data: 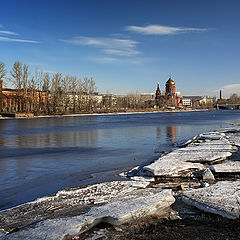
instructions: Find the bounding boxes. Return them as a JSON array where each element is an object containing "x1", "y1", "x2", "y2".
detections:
[{"x1": 0, "y1": 0, "x2": 240, "y2": 97}]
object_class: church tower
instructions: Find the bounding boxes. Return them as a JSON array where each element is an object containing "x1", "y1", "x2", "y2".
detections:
[
  {"x1": 165, "y1": 75, "x2": 175, "y2": 96},
  {"x1": 155, "y1": 81, "x2": 161, "y2": 100}
]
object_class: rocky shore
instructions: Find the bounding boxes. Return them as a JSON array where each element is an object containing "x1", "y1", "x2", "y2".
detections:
[{"x1": 1, "y1": 125, "x2": 240, "y2": 239}]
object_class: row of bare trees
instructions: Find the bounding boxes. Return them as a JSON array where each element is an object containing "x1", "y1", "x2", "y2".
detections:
[{"x1": 0, "y1": 61, "x2": 98, "y2": 114}]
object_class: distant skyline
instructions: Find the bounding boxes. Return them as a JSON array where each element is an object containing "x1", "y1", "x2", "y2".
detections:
[{"x1": 1, "y1": 0, "x2": 240, "y2": 97}]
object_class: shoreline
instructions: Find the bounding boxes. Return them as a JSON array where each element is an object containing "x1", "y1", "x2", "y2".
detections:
[
  {"x1": 1, "y1": 124, "x2": 240, "y2": 239},
  {"x1": 0, "y1": 108, "x2": 212, "y2": 120}
]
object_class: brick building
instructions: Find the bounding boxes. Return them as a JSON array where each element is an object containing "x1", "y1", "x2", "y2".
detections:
[{"x1": 0, "y1": 80, "x2": 46, "y2": 113}]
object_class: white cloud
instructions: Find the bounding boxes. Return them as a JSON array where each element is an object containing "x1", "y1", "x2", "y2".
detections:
[
  {"x1": 0, "y1": 27, "x2": 39, "y2": 43},
  {"x1": 61, "y1": 36, "x2": 140, "y2": 56},
  {"x1": 220, "y1": 84, "x2": 240, "y2": 92},
  {"x1": 62, "y1": 36, "x2": 137, "y2": 48},
  {"x1": 126, "y1": 24, "x2": 209, "y2": 35},
  {"x1": 36, "y1": 69, "x2": 56, "y2": 74},
  {"x1": 88, "y1": 57, "x2": 120, "y2": 64},
  {"x1": 217, "y1": 84, "x2": 240, "y2": 98},
  {"x1": 0, "y1": 36, "x2": 39, "y2": 43},
  {"x1": 0, "y1": 30, "x2": 18, "y2": 35},
  {"x1": 28, "y1": 62, "x2": 44, "y2": 67},
  {"x1": 103, "y1": 48, "x2": 140, "y2": 56}
]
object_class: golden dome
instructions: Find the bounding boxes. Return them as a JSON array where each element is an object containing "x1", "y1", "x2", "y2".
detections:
[{"x1": 166, "y1": 77, "x2": 175, "y2": 85}]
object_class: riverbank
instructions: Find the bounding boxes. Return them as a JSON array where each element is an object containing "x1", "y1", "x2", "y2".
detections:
[
  {"x1": 1, "y1": 124, "x2": 240, "y2": 239},
  {"x1": 0, "y1": 107, "x2": 211, "y2": 119}
]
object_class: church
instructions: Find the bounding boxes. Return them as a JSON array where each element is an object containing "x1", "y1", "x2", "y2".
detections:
[{"x1": 155, "y1": 76, "x2": 183, "y2": 108}]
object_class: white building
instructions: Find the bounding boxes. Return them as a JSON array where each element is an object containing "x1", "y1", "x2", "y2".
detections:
[{"x1": 182, "y1": 98, "x2": 192, "y2": 107}]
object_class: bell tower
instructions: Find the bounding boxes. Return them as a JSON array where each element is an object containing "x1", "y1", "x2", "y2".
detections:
[{"x1": 155, "y1": 81, "x2": 161, "y2": 99}]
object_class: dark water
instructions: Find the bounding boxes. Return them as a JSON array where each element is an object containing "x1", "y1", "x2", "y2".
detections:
[{"x1": 0, "y1": 110, "x2": 240, "y2": 210}]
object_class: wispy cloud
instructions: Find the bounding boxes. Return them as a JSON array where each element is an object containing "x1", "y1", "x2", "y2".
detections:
[
  {"x1": 0, "y1": 30, "x2": 18, "y2": 35},
  {"x1": 103, "y1": 48, "x2": 140, "y2": 56},
  {"x1": 61, "y1": 36, "x2": 140, "y2": 56},
  {"x1": 219, "y1": 84, "x2": 240, "y2": 92},
  {"x1": 0, "y1": 27, "x2": 39, "y2": 43},
  {"x1": 88, "y1": 56, "x2": 120, "y2": 64},
  {"x1": 28, "y1": 62, "x2": 44, "y2": 67},
  {"x1": 126, "y1": 24, "x2": 209, "y2": 35},
  {"x1": 0, "y1": 36, "x2": 39, "y2": 43},
  {"x1": 216, "y1": 84, "x2": 240, "y2": 97},
  {"x1": 62, "y1": 36, "x2": 137, "y2": 48},
  {"x1": 36, "y1": 69, "x2": 56, "y2": 74}
]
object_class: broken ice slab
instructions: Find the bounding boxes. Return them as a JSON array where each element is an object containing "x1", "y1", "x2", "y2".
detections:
[
  {"x1": 142, "y1": 132, "x2": 234, "y2": 177},
  {"x1": 181, "y1": 180, "x2": 240, "y2": 219},
  {"x1": 0, "y1": 181, "x2": 150, "y2": 231},
  {"x1": 143, "y1": 154, "x2": 203, "y2": 177},
  {"x1": 3, "y1": 189, "x2": 175, "y2": 240},
  {"x1": 210, "y1": 161, "x2": 240, "y2": 173},
  {"x1": 198, "y1": 132, "x2": 225, "y2": 140}
]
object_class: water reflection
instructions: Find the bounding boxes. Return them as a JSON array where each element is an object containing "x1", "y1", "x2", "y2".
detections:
[
  {"x1": 156, "y1": 127, "x2": 161, "y2": 141},
  {"x1": 156, "y1": 126, "x2": 177, "y2": 144},
  {"x1": 6, "y1": 129, "x2": 99, "y2": 148},
  {"x1": 0, "y1": 121, "x2": 6, "y2": 147},
  {"x1": 166, "y1": 126, "x2": 176, "y2": 143}
]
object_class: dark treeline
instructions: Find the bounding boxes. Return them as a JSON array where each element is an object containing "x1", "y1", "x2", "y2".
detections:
[{"x1": 0, "y1": 61, "x2": 103, "y2": 115}]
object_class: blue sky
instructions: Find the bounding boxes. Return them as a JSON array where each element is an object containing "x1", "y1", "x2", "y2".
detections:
[{"x1": 1, "y1": 0, "x2": 240, "y2": 97}]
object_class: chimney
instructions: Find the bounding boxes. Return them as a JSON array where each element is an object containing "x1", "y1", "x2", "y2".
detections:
[
  {"x1": 220, "y1": 90, "x2": 222, "y2": 100},
  {"x1": 0, "y1": 80, "x2": 2, "y2": 93}
]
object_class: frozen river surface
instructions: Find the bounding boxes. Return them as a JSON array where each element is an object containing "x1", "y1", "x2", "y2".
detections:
[{"x1": 0, "y1": 110, "x2": 240, "y2": 210}]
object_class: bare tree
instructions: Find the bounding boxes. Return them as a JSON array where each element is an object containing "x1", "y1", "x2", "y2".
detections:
[
  {"x1": 42, "y1": 73, "x2": 50, "y2": 92},
  {"x1": 0, "y1": 62, "x2": 7, "y2": 112},
  {"x1": 10, "y1": 61, "x2": 24, "y2": 111},
  {"x1": 89, "y1": 77, "x2": 96, "y2": 94},
  {"x1": 0, "y1": 62, "x2": 7, "y2": 81},
  {"x1": 69, "y1": 76, "x2": 77, "y2": 113},
  {"x1": 10, "y1": 61, "x2": 23, "y2": 89},
  {"x1": 23, "y1": 64, "x2": 29, "y2": 95},
  {"x1": 22, "y1": 64, "x2": 30, "y2": 112},
  {"x1": 230, "y1": 94, "x2": 240, "y2": 104},
  {"x1": 50, "y1": 73, "x2": 63, "y2": 114},
  {"x1": 42, "y1": 73, "x2": 50, "y2": 114}
]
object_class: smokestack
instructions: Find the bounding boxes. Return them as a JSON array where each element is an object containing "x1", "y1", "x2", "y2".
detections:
[
  {"x1": 220, "y1": 90, "x2": 222, "y2": 100},
  {"x1": 0, "y1": 80, "x2": 2, "y2": 93}
]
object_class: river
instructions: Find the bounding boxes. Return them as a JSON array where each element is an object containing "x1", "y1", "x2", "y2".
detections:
[{"x1": 0, "y1": 110, "x2": 240, "y2": 210}]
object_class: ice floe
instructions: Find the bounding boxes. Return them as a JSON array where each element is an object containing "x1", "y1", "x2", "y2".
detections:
[
  {"x1": 141, "y1": 131, "x2": 234, "y2": 177},
  {"x1": 0, "y1": 181, "x2": 150, "y2": 231},
  {"x1": 182, "y1": 180, "x2": 240, "y2": 219},
  {"x1": 199, "y1": 132, "x2": 225, "y2": 140},
  {"x1": 3, "y1": 189, "x2": 175, "y2": 240},
  {"x1": 143, "y1": 156, "x2": 203, "y2": 177},
  {"x1": 210, "y1": 161, "x2": 240, "y2": 173}
]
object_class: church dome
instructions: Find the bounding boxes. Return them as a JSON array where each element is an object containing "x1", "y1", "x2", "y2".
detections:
[{"x1": 166, "y1": 77, "x2": 175, "y2": 85}]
